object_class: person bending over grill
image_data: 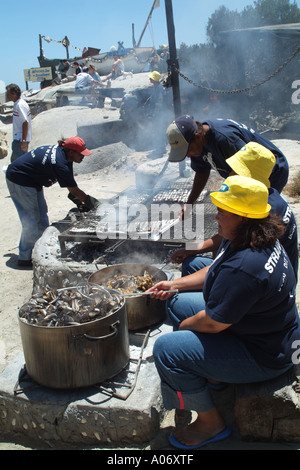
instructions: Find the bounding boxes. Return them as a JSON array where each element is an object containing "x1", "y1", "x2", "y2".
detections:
[
  {"x1": 166, "y1": 115, "x2": 289, "y2": 219},
  {"x1": 6, "y1": 137, "x2": 99, "y2": 267},
  {"x1": 168, "y1": 142, "x2": 298, "y2": 281},
  {"x1": 148, "y1": 175, "x2": 300, "y2": 449}
]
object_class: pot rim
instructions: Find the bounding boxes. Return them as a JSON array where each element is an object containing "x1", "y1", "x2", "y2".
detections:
[
  {"x1": 18, "y1": 287, "x2": 125, "y2": 330},
  {"x1": 89, "y1": 263, "x2": 166, "y2": 294}
]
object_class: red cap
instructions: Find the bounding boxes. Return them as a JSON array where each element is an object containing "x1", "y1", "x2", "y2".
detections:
[{"x1": 62, "y1": 137, "x2": 92, "y2": 156}]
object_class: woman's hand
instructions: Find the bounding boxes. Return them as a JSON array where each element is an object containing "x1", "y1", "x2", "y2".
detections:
[
  {"x1": 168, "y1": 248, "x2": 199, "y2": 264},
  {"x1": 147, "y1": 281, "x2": 178, "y2": 300}
]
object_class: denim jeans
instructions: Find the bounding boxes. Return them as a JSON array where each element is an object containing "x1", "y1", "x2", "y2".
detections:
[
  {"x1": 11, "y1": 140, "x2": 28, "y2": 162},
  {"x1": 153, "y1": 288, "x2": 292, "y2": 412},
  {"x1": 153, "y1": 327, "x2": 292, "y2": 413},
  {"x1": 6, "y1": 180, "x2": 49, "y2": 260},
  {"x1": 182, "y1": 255, "x2": 213, "y2": 276}
]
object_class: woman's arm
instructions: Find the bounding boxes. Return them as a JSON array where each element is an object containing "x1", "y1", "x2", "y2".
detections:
[
  {"x1": 148, "y1": 265, "x2": 211, "y2": 300},
  {"x1": 179, "y1": 309, "x2": 231, "y2": 333}
]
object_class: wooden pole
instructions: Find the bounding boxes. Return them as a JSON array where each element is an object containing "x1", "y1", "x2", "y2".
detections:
[
  {"x1": 164, "y1": 0, "x2": 185, "y2": 174},
  {"x1": 132, "y1": 24, "x2": 136, "y2": 48},
  {"x1": 137, "y1": 0, "x2": 158, "y2": 47},
  {"x1": 164, "y1": 0, "x2": 181, "y2": 117}
]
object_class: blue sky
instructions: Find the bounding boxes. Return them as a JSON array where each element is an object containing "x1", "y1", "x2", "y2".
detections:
[{"x1": 1, "y1": 0, "x2": 299, "y2": 92}]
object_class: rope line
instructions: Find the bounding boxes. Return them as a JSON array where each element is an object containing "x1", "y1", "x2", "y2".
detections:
[{"x1": 42, "y1": 35, "x2": 82, "y2": 52}]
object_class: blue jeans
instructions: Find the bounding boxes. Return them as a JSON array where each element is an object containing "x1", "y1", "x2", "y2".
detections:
[
  {"x1": 153, "y1": 289, "x2": 292, "y2": 412},
  {"x1": 6, "y1": 180, "x2": 49, "y2": 260},
  {"x1": 11, "y1": 140, "x2": 28, "y2": 162},
  {"x1": 153, "y1": 327, "x2": 292, "y2": 413},
  {"x1": 182, "y1": 255, "x2": 213, "y2": 276}
]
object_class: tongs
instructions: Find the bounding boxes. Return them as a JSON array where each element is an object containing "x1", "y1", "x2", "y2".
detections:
[
  {"x1": 150, "y1": 218, "x2": 180, "y2": 241},
  {"x1": 125, "y1": 289, "x2": 178, "y2": 297},
  {"x1": 159, "y1": 260, "x2": 173, "y2": 270}
]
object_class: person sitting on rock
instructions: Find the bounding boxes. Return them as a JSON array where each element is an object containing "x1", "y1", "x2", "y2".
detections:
[{"x1": 149, "y1": 175, "x2": 300, "y2": 449}]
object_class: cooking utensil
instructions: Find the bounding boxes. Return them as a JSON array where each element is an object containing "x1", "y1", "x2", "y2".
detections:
[
  {"x1": 89, "y1": 264, "x2": 168, "y2": 330},
  {"x1": 159, "y1": 259, "x2": 173, "y2": 270},
  {"x1": 150, "y1": 218, "x2": 180, "y2": 241},
  {"x1": 125, "y1": 289, "x2": 178, "y2": 297},
  {"x1": 18, "y1": 288, "x2": 129, "y2": 389}
]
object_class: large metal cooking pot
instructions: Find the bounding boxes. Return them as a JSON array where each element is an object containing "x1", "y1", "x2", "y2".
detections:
[
  {"x1": 89, "y1": 264, "x2": 167, "y2": 330},
  {"x1": 18, "y1": 289, "x2": 129, "y2": 389}
]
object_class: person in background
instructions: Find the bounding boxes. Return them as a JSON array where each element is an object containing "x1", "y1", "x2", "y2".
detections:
[
  {"x1": 147, "y1": 71, "x2": 165, "y2": 114},
  {"x1": 5, "y1": 137, "x2": 99, "y2": 267},
  {"x1": 88, "y1": 64, "x2": 102, "y2": 83},
  {"x1": 149, "y1": 175, "x2": 300, "y2": 449},
  {"x1": 145, "y1": 71, "x2": 170, "y2": 159},
  {"x1": 102, "y1": 54, "x2": 124, "y2": 81},
  {"x1": 149, "y1": 48, "x2": 161, "y2": 72},
  {"x1": 6, "y1": 84, "x2": 32, "y2": 162},
  {"x1": 75, "y1": 68, "x2": 105, "y2": 93},
  {"x1": 158, "y1": 45, "x2": 169, "y2": 73},
  {"x1": 166, "y1": 116, "x2": 289, "y2": 217},
  {"x1": 72, "y1": 61, "x2": 82, "y2": 75},
  {"x1": 169, "y1": 142, "x2": 298, "y2": 280},
  {"x1": 57, "y1": 59, "x2": 70, "y2": 79}
]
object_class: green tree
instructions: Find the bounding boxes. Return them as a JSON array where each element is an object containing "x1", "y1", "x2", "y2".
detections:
[
  {"x1": 206, "y1": 0, "x2": 300, "y2": 44},
  {"x1": 254, "y1": 0, "x2": 300, "y2": 24}
]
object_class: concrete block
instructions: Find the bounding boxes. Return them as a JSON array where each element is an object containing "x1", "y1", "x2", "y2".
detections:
[
  {"x1": 0, "y1": 324, "x2": 171, "y2": 447},
  {"x1": 234, "y1": 365, "x2": 300, "y2": 442}
]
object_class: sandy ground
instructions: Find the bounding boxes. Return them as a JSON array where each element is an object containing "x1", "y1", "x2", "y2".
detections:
[{"x1": 0, "y1": 93, "x2": 300, "y2": 449}]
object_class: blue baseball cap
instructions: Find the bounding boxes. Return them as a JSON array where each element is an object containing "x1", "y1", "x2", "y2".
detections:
[{"x1": 166, "y1": 115, "x2": 198, "y2": 162}]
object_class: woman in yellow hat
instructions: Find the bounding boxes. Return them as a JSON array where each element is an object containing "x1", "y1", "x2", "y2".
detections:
[
  {"x1": 168, "y1": 142, "x2": 298, "y2": 279},
  {"x1": 149, "y1": 175, "x2": 300, "y2": 449},
  {"x1": 147, "y1": 70, "x2": 165, "y2": 114}
]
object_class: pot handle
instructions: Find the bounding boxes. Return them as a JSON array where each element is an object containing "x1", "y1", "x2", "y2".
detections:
[{"x1": 83, "y1": 321, "x2": 120, "y2": 341}]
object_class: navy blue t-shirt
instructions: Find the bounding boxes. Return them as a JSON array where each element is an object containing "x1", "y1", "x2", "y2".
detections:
[
  {"x1": 268, "y1": 188, "x2": 298, "y2": 279},
  {"x1": 6, "y1": 145, "x2": 77, "y2": 191},
  {"x1": 203, "y1": 238, "x2": 300, "y2": 369},
  {"x1": 190, "y1": 119, "x2": 289, "y2": 192}
]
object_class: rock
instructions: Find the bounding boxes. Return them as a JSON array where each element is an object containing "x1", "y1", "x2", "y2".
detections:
[
  {"x1": 234, "y1": 365, "x2": 300, "y2": 442},
  {"x1": 0, "y1": 128, "x2": 8, "y2": 158}
]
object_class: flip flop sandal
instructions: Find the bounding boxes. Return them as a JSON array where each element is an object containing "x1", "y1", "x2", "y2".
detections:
[{"x1": 169, "y1": 425, "x2": 232, "y2": 450}]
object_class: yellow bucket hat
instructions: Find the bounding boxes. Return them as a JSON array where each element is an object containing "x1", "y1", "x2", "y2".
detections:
[
  {"x1": 226, "y1": 142, "x2": 275, "y2": 188},
  {"x1": 149, "y1": 71, "x2": 161, "y2": 82},
  {"x1": 210, "y1": 175, "x2": 271, "y2": 219}
]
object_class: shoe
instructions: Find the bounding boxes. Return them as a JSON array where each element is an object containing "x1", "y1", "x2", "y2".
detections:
[
  {"x1": 169, "y1": 425, "x2": 232, "y2": 450},
  {"x1": 207, "y1": 381, "x2": 227, "y2": 391},
  {"x1": 18, "y1": 259, "x2": 32, "y2": 267}
]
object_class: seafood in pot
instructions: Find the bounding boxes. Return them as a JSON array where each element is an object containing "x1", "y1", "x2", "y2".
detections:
[
  {"x1": 106, "y1": 272, "x2": 154, "y2": 295},
  {"x1": 19, "y1": 284, "x2": 123, "y2": 327}
]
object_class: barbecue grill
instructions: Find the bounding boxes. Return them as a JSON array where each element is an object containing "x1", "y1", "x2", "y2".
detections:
[{"x1": 58, "y1": 177, "x2": 218, "y2": 264}]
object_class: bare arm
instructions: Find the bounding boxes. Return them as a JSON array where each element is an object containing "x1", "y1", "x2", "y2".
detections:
[
  {"x1": 169, "y1": 234, "x2": 222, "y2": 263},
  {"x1": 180, "y1": 170, "x2": 211, "y2": 219},
  {"x1": 67, "y1": 186, "x2": 88, "y2": 203},
  {"x1": 148, "y1": 265, "x2": 210, "y2": 300},
  {"x1": 187, "y1": 170, "x2": 210, "y2": 206},
  {"x1": 179, "y1": 309, "x2": 231, "y2": 333},
  {"x1": 20, "y1": 121, "x2": 29, "y2": 151}
]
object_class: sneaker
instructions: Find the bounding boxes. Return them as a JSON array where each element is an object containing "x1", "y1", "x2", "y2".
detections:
[{"x1": 18, "y1": 259, "x2": 32, "y2": 267}]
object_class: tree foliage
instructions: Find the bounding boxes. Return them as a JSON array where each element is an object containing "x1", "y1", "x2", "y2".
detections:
[
  {"x1": 177, "y1": 0, "x2": 300, "y2": 129},
  {"x1": 206, "y1": 0, "x2": 300, "y2": 44}
]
